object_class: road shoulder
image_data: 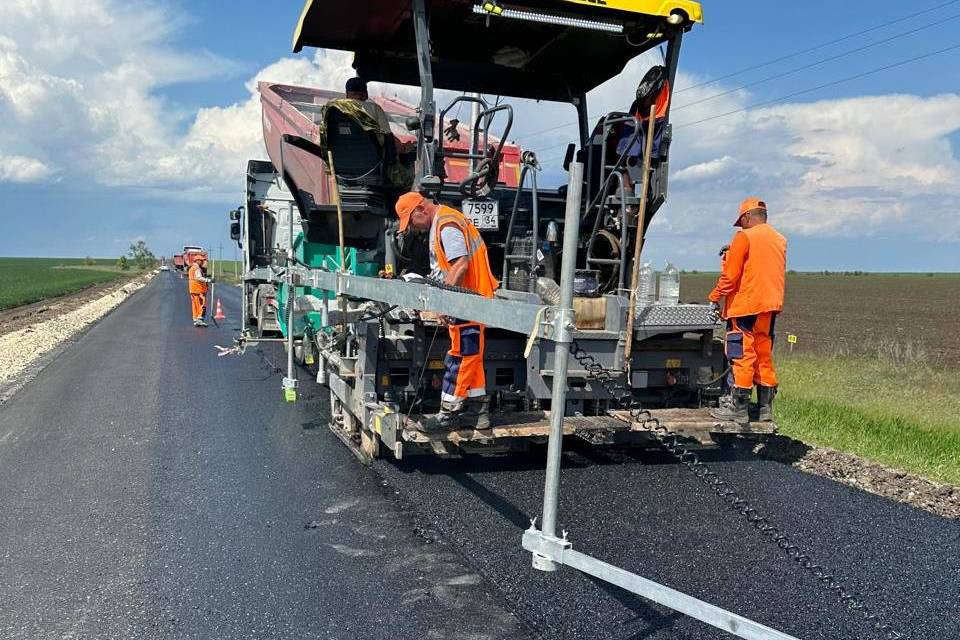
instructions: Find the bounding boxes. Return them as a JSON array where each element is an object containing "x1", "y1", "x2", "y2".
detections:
[{"x1": 0, "y1": 272, "x2": 155, "y2": 405}]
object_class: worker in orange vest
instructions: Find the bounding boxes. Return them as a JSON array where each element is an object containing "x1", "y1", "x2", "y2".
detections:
[
  {"x1": 188, "y1": 256, "x2": 213, "y2": 327},
  {"x1": 395, "y1": 191, "x2": 499, "y2": 430},
  {"x1": 708, "y1": 197, "x2": 787, "y2": 425}
]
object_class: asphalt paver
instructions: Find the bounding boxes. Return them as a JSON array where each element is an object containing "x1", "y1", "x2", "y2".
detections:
[{"x1": 2, "y1": 274, "x2": 957, "y2": 639}]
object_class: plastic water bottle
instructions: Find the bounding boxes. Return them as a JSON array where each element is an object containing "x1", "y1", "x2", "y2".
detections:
[
  {"x1": 536, "y1": 277, "x2": 561, "y2": 306},
  {"x1": 658, "y1": 261, "x2": 680, "y2": 305},
  {"x1": 635, "y1": 262, "x2": 655, "y2": 310}
]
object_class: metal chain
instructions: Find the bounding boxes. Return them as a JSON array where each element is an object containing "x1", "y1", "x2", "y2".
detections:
[{"x1": 568, "y1": 340, "x2": 903, "y2": 640}]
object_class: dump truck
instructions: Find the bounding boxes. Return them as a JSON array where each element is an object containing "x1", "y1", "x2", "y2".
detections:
[
  {"x1": 172, "y1": 254, "x2": 186, "y2": 271},
  {"x1": 182, "y1": 246, "x2": 207, "y2": 267},
  {"x1": 229, "y1": 160, "x2": 300, "y2": 337}
]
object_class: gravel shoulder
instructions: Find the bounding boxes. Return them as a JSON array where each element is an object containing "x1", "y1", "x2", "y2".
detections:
[
  {"x1": 0, "y1": 272, "x2": 154, "y2": 403},
  {"x1": 0, "y1": 274, "x2": 141, "y2": 336},
  {"x1": 755, "y1": 435, "x2": 959, "y2": 519}
]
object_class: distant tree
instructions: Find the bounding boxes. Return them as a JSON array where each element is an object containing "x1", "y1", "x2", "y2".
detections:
[
  {"x1": 117, "y1": 255, "x2": 130, "y2": 271},
  {"x1": 84, "y1": 256, "x2": 95, "y2": 266},
  {"x1": 128, "y1": 240, "x2": 156, "y2": 270}
]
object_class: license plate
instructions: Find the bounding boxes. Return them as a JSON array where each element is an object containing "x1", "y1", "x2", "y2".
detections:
[{"x1": 463, "y1": 199, "x2": 499, "y2": 230}]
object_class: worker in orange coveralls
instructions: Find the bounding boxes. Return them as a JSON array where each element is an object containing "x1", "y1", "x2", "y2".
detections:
[
  {"x1": 395, "y1": 191, "x2": 499, "y2": 430},
  {"x1": 188, "y1": 256, "x2": 213, "y2": 327},
  {"x1": 708, "y1": 197, "x2": 787, "y2": 425}
]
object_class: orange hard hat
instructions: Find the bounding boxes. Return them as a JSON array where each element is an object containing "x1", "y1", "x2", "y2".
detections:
[
  {"x1": 395, "y1": 191, "x2": 425, "y2": 232},
  {"x1": 735, "y1": 197, "x2": 767, "y2": 226}
]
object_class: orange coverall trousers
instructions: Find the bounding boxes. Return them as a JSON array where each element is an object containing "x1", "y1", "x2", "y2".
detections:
[
  {"x1": 726, "y1": 312, "x2": 778, "y2": 389},
  {"x1": 442, "y1": 321, "x2": 486, "y2": 405},
  {"x1": 190, "y1": 293, "x2": 206, "y2": 321}
]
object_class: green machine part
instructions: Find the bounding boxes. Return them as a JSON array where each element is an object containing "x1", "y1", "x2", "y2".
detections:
[{"x1": 276, "y1": 231, "x2": 380, "y2": 339}]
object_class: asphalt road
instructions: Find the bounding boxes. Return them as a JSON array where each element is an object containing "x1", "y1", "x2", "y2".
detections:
[{"x1": 1, "y1": 274, "x2": 957, "y2": 639}]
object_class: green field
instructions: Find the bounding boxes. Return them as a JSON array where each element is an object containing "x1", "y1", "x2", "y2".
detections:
[
  {"x1": 680, "y1": 272, "x2": 960, "y2": 484},
  {"x1": 209, "y1": 259, "x2": 242, "y2": 284},
  {"x1": 776, "y1": 355, "x2": 960, "y2": 484},
  {"x1": 0, "y1": 258, "x2": 129, "y2": 310}
]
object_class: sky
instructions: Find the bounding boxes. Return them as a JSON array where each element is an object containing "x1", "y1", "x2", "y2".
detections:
[{"x1": 1, "y1": 0, "x2": 959, "y2": 271}]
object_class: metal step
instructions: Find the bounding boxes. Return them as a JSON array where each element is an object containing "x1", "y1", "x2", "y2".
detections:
[{"x1": 401, "y1": 408, "x2": 776, "y2": 445}]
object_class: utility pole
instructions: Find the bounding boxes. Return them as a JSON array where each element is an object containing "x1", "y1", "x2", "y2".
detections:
[{"x1": 218, "y1": 242, "x2": 223, "y2": 281}]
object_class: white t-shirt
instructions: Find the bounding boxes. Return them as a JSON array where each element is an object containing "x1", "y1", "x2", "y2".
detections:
[{"x1": 429, "y1": 215, "x2": 469, "y2": 280}]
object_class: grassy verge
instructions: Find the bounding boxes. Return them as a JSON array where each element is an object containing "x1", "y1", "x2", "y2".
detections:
[
  {"x1": 775, "y1": 354, "x2": 960, "y2": 485},
  {"x1": 209, "y1": 259, "x2": 242, "y2": 285},
  {"x1": 0, "y1": 257, "x2": 130, "y2": 310}
]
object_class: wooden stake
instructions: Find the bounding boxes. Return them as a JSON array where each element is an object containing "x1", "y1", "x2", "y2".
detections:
[
  {"x1": 327, "y1": 151, "x2": 348, "y2": 351},
  {"x1": 623, "y1": 105, "x2": 658, "y2": 365}
]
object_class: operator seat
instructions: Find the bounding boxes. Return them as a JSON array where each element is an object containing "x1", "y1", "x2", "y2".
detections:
[
  {"x1": 298, "y1": 104, "x2": 399, "y2": 262},
  {"x1": 325, "y1": 107, "x2": 389, "y2": 215}
]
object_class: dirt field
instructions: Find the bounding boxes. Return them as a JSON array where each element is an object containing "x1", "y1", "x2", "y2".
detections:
[{"x1": 681, "y1": 273, "x2": 960, "y2": 367}]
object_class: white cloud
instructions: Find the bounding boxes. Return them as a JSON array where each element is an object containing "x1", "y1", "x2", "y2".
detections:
[
  {"x1": 0, "y1": 154, "x2": 54, "y2": 182},
  {"x1": 657, "y1": 92, "x2": 960, "y2": 242},
  {"x1": 672, "y1": 155, "x2": 739, "y2": 182},
  {"x1": 0, "y1": 0, "x2": 243, "y2": 191}
]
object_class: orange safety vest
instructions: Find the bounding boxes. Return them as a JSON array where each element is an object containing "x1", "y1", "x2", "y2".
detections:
[
  {"x1": 188, "y1": 263, "x2": 208, "y2": 295},
  {"x1": 709, "y1": 223, "x2": 786, "y2": 318},
  {"x1": 432, "y1": 205, "x2": 498, "y2": 298}
]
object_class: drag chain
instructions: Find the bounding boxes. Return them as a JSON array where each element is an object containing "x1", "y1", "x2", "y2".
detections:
[{"x1": 569, "y1": 340, "x2": 902, "y2": 640}]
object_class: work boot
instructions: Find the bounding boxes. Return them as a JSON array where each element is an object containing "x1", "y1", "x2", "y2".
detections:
[
  {"x1": 419, "y1": 399, "x2": 469, "y2": 432},
  {"x1": 465, "y1": 396, "x2": 491, "y2": 430},
  {"x1": 710, "y1": 387, "x2": 751, "y2": 426},
  {"x1": 196, "y1": 319, "x2": 208, "y2": 327},
  {"x1": 757, "y1": 385, "x2": 777, "y2": 422}
]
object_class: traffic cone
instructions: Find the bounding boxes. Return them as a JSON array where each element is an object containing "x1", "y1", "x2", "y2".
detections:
[{"x1": 214, "y1": 298, "x2": 226, "y2": 321}]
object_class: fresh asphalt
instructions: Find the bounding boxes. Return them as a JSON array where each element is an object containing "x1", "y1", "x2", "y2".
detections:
[{"x1": 0, "y1": 274, "x2": 956, "y2": 639}]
